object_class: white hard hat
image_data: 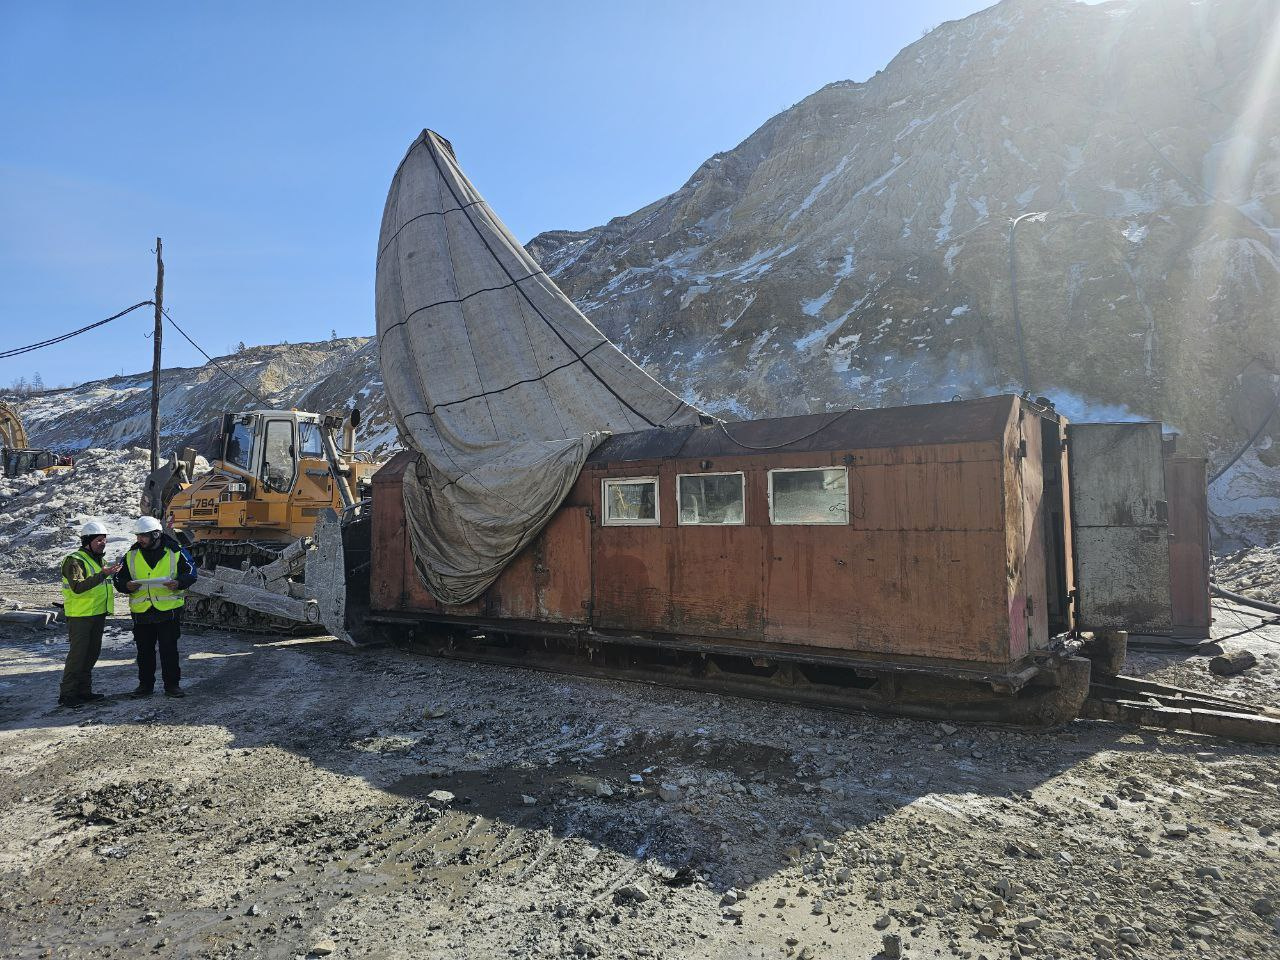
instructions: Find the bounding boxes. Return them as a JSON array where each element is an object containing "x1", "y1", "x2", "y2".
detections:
[
  {"x1": 79, "y1": 520, "x2": 109, "y2": 537},
  {"x1": 132, "y1": 516, "x2": 164, "y2": 535}
]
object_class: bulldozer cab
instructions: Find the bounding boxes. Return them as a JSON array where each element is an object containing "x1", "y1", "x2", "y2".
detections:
[
  {"x1": 220, "y1": 410, "x2": 327, "y2": 495},
  {"x1": 3, "y1": 447, "x2": 71, "y2": 478}
]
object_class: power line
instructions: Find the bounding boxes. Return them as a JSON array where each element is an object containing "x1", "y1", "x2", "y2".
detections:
[
  {"x1": 160, "y1": 307, "x2": 268, "y2": 405},
  {"x1": 1210, "y1": 397, "x2": 1279, "y2": 485},
  {"x1": 0, "y1": 301, "x2": 154, "y2": 360}
]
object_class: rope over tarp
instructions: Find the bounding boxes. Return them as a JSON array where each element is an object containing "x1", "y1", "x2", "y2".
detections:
[{"x1": 375, "y1": 129, "x2": 705, "y2": 604}]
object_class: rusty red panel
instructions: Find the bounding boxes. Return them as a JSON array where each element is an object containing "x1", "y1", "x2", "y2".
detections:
[
  {"x1": 667, "y1": 526, "x2": 766, "y2": 638},
  {"x1": 1166, "y1": 456, "x2": 1210, "y2": 638},
  {"x1": 536, "y1": 507, "x2": 592, "y2": 622},
  {"x1": 370, "y1": 453, "x2": 412, "y2": 612},
  {"x1": 762, "y1": 527, "x2": 1010, "y2": 662},
  {"x1": 850, "y1": 455, "x2": 1004, "y2": 532},
  {"x1": 486, "y1": 507, "x2": 592, "y2": 622},
  {"x1": 593, "y1": 526, "x2": 672, "y2": 632},
  {"x1": 487, "y1": 546, "x2": 538, "y2": 620}
]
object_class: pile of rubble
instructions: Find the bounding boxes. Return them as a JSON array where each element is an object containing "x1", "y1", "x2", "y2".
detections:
[
  {"x1": 0, "y1": 448, "x2": 156, "y2": 581},
  {"x1": 1214, "y1": 544, "x2": 1280, "y2": 606}
]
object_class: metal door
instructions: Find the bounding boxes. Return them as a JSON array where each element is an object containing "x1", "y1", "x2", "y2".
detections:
[{"x1": 1067, "y1": 422, "x2": 1172, "y2": 632}]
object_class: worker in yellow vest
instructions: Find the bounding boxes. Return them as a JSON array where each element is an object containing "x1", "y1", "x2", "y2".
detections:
[
  {"x1": 58, "y1": 520, "x2": 122, "y2": 708},
  {"x1": 112, "y1": 516, "x2": 196, "y2": 698}
]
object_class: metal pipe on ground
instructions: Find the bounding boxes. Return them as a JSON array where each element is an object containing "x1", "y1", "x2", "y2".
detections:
[{"x1": 1210, "y1": 583, "x2": 1280, "y2": 616}]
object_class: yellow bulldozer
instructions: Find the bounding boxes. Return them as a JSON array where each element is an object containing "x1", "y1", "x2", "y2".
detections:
[
  {"x1": 146, "y1": 407, "x2": 381, "y2": 641},
  {"x1": 1, "y1": 401, "x2": 75, "y2": 479}
]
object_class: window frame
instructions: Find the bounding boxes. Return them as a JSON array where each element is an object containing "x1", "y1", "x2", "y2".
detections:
[
  {"x1": 675, "y1": 471, "x2": 747, "y2": 527},
  {"x1": 223, "y1": 416, "x2": 257, "y2": 473},
  {"x1": 767, "y1": 466, "x2": 849, "y2": 526},
  {"x1": 260, "y1": 418, "x2": 298, "y2": 493},
  {"x1": 600, "y1": 476, "x2": 661, "y2": 527},
  {"x1": 297, "y1": 420, "x2": 325, "y2": 460}
]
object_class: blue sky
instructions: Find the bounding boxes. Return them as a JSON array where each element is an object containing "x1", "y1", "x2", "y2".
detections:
[{"x1": 2, "y1": 0, "x2": 1013, "y2": 388}]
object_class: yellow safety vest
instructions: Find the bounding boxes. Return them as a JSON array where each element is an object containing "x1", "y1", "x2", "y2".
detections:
[
  {"x1": 125, "y1": 548, "x2": 185, "y2": 614},
  {"x1": 60, "y1": 550, "x2": 114, "y2": 618}
]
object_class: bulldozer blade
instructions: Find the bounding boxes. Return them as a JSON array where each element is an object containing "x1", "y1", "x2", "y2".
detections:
[{"x1": 308, "y1": 508, "x2": 354, "y2": 645}]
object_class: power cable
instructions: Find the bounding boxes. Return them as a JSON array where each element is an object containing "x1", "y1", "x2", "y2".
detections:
[
  {"x1": 1211, "y1": 582, "x2": 1280, "y2": 616},
  {"x1": 717, "y1": 408, "x2": 854, "y2": 451},
  {"x1": 160, "y1": 307, "x2": 268, "y2": 405},
  {"x1": 0, "y1": 301, "x2": 154, "y2": 360},
  {"x1": 1209, "y1": 398, "x2": 1279, "y2": 485},
  {"x1": 1209, "y1": 617, "x2": 1280, "y2": 646}
]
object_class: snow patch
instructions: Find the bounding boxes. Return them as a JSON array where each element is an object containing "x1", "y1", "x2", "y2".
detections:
[
  {"x1": 936, "y1": 182, "x2": 960, "y2": 244},
  {"x1": 788, "y1": 155, "x2": 851, "y2": 224}
]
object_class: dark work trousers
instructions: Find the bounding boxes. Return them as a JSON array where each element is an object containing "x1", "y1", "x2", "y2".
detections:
[
  {"x1": 60, "y1": 614, "x2": 106, "y2": 700},
  {"x1": 133, "y1": 619, "x2": 182, "y2": 692}
]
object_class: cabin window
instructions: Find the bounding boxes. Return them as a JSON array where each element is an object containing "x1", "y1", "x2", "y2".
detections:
[
  {"x1": 677, "y1": 472, "x2": 745, "y2": 525},
  {"x1": 602, "y1": 477, "x2": 660, "y2": 525},
  {"x1": 298, "y1": 421, "x2": 324, "y2": 459},
  {"x1": 224, "y1": 419, "x2": 254, "y2": 472},
  {"x1": 768, "y1": 467, "x2": 848, "y2": 525},
  {"x1": 261, "y1": 419, "x2": 296, "y2": 493}
]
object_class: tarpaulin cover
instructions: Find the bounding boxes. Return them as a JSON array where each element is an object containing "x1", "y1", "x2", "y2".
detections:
[{"x1": 375, "y1": 130, "x2": 704, "y2": 604}]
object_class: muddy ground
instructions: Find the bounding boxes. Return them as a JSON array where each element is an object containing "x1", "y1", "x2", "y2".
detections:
[{"x1": 1, "y1": 575, "x2": 1278, "y2": 960}]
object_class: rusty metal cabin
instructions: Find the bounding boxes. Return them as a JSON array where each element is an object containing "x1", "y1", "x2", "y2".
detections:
[{"x1": 369, "y1": 394, "x2": 1083, "y2": 684}]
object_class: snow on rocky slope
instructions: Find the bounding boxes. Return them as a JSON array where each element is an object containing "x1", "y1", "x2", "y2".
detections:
[
  {"x1": 8, "y1": 337, "x2": 398, "y2": 460},
  {"x1": 0, "y1": 449, "x2": 166, "y2": 581},
  {"x1": 6, "y1": 0, "x2": 1279, "y2": 547},
  {"x1": 528, "y1": 0, "x2": 1280, "y2": 542}
]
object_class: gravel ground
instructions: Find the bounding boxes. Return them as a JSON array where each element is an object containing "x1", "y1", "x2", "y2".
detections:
[{"x1": 1, "y1": 574, "x2": 1278, "y2": 960}]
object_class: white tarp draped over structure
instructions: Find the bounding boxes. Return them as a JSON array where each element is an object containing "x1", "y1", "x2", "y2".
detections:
[{"x1": 375, "y1": 130, "x2": 704, "y2": 604}]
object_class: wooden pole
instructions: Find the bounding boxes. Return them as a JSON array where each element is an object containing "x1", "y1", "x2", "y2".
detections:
[{"x1": 150, "y1": 237, "x2": 164, "y2": 474}]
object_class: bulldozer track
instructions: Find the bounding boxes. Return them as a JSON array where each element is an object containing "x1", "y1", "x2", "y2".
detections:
[
  {"x1": 181, "y1": 603, "x2": 323, "y2": 637},
  {"x1": 184, "y1": 539, "x2": 323, "y2": 638}
]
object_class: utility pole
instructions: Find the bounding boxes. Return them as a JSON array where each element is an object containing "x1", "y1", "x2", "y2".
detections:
[{"x1": 150, "y1": 237, "x2": 164, "y2": 474}]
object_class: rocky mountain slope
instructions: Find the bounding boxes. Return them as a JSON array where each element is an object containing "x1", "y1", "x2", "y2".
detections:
[
  {"x1": 8, "y1": 337, "x2": 398, "y2": 458},
  {"x1": 526, "y1": 0, "x2": 1280, "y2": 540},
  {"x1": 7, "y1": 0, "x2": 1279, "y2": 543}
]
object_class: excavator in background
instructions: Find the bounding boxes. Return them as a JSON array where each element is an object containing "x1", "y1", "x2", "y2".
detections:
[
  {"x1": 0, "y1": 401, "x2": 74, "y2": 479},
  {"x1": 144, "y1": 407, "x2": 380, "y2": 641}
]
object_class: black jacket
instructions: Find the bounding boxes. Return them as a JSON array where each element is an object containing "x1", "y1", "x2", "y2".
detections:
[{"x1": 113, "y1": 534, "x2": 197, "y2": 623}]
